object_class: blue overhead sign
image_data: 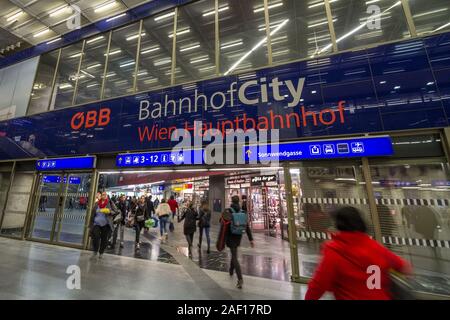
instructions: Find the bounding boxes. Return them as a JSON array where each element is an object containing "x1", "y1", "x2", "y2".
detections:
[
  {"x1": 243, "y1": 136, "x2": 394, "y2": 162},
  {"x1": 36, "y1": 156, "x2": 96, "y2": 171},
  {"x1": 116, "y1": 149, "x2": 204, "y2": 167},
  {"x1": 42, "y1": 176, "x2": 81, "y2": 184}
]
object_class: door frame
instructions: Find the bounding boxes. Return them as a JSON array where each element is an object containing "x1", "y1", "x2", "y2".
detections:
[{"x1": 26, "y1": 170, "x2": 95, "y2": 249}]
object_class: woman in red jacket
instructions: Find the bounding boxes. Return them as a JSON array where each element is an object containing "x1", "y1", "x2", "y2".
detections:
[{"x1": 305, "y1": 206, "x2": 411, "y2": 300}]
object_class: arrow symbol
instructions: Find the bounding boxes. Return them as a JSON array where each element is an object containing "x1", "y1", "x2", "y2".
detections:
[{"x1": 246, "y1": 149, "x2": 252, "y2": 158}]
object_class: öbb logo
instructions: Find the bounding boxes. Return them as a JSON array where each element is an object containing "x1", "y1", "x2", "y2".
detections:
[{"x1": 70, "y1": 108, "x2": 111, "y2": 130}]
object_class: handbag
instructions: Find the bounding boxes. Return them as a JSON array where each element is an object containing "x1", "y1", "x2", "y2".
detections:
[{"x1": 113, "y1": 214, "x2": 122, "y2": 224}]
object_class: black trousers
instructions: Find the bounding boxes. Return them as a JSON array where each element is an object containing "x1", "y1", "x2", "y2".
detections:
[
  {"x1": 135, "y1": 221, "x2": 145, "y2": 244},
  {"x1": 186, "y1": 233, "x2": 194, "y2": 249},
  {"x1": 229, "y1": 246, "x2": 243, "y2": 281},
  {"x1": 92, "y1": 225, "x2": 111, "y2": 254}
]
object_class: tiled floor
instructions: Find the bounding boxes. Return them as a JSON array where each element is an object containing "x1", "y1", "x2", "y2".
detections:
[{"x1": 0, "y1": 236, "x2": 315, "y2": 300}]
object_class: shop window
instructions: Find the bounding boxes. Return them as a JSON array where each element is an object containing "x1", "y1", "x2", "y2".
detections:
[
  {"x1": 369, "y1": 162, "x2": 450, "y2": 295},
  {"x1": 103, "y1": 22, "x2": 140, "y2": 99},
  {"x1": 27, "y1": 51, "x2": 59, "y2": 115},
  {"x1": 0, "y1": 173, "x2": 34, "y2": 238},
  {"x1": 289, "y1": 162, "x2": 374, "y2": 278},
  {"x1": 75, "y1": 33, "x2": 109, "y2": 105},
  {"x1": 51, "y1": 42, "x2": 84, "y2": 110},
  {"x1": 175, "y1": 0, "x2": 217, "y2": 84},
  {"x1": 330, "y1": 0, "x2": 410, "y2": 51},
  {"x1": 219, "y1": 0, "x2": 269, "y2": 75},
  {"x1": 268, "y1": 0, "x2": 332, "y2": 64},
  {"x1": 136, "y1": 11, "x2": 175, "y2": 91},
  {"x1": 408, "y1": 0, "x2": 450, "y2": 35}
]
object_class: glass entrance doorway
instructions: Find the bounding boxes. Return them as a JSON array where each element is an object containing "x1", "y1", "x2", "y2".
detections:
[{"x1": 28, "y1": 172, "x2": 93, "y2": 246}]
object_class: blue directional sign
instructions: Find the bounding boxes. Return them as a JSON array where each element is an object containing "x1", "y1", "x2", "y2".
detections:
[
  {"x1": 36, "y1": 156, "x2": 96, "y2": 171},
  {"x1": 43, "y1": 176, "x2": 81, "y2": 184},
  {"x1": 116, "y1": 149, "x2": 204, "y2": 167},
  {"x1": 243, "y1": 136, "x2": 393, "y2": 162}
]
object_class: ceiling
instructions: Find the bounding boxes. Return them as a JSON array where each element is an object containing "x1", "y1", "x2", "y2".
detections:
[{"x1": 0, "y1": 0, "x2": 153, "y2": 57}]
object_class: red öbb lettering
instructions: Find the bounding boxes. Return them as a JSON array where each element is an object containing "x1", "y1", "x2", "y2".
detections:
[{"x1": 70, "y1": 108, "x2": 111, "y2": 130}]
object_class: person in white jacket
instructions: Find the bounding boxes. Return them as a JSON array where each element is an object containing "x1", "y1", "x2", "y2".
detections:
[{"x1": 155, "y1": 198, "x2": 172, "y2": 241}]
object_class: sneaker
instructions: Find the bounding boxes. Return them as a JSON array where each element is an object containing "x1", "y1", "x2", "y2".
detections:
[
  {"x1": 91, "y1": 252, "x2": 98, "y2": 259},
  {"x1": 236, "y1": 279, "x2": 243, "y2": 289},
  {"x1": 98, "y1": 254, "x2": 103, "y2": 259},
  {"x1": 136, "y1": 243, "x2": 140, "y2": 249},
  {"x1": 229, "y1": 268, "x2": 234, "y2": 277},
  {"x1": 120, "y1": 242, "x2": 124, "y2": 248},
  {"x1": 207, "y1": 248, "x2": 210, "y2": 254}
]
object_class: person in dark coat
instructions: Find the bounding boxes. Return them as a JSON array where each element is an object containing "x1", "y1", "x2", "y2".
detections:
[
  {"x1": 305, "y1": 206, "x2": 411, "y2": 300},
  {"x1": 178, "y1": 200, "x2": 198, "y2": 256},
  {"x1": 133, "y1": 195, "x2": 148, "y2": 250},
  {"x1": 222, "y1": 195, "x2": 254, "y2": 289},
  {"x1": 197, "y1": 200, "x2": 212, "y2": 253}
]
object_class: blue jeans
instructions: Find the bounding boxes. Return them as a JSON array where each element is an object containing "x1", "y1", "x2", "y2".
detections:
[
  {"x1": 159, "y1": 216, "x2": 169, "y2": 236},
  {"x1": 199, "y1": 226, "x2": 211, "y2": 247}
]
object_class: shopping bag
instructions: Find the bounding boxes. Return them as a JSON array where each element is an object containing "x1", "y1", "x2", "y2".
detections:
[
  {"x1": 216, "y1": 218, "x2": 230, "y2": 252},
  {"x1": 145, "y1": 218, "x2": 154, "y2": 229}
]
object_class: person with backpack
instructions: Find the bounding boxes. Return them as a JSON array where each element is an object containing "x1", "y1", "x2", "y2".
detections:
[
  {"x1": 221, "y1": 195, "x2": 254, "y2": 289},
  {"x1": 197, "y1": 200, "x2": 212, "y2": 253},
  {"x1": 305, "y1": 206, "x2": 412, "y2": 300},
  {"x1": 178, "y1": 200, "x2": 198, "y2": 256},
  {"x1": 155, "y1": 198, "x2": 171, "y2": 241}
]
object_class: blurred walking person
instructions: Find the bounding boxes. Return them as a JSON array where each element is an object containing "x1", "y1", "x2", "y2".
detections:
[
  {"x1": 133, "y1": 195, "x2": 148, "y2": 250},
  {"x1": 221, "y1": 195, "x2": 254, "y2": 289},
  {"x1": 197, "y1": 200, "x2": 212, "y2": 253},
  {"x1": 90, "y1": 192, "x2": 117, "y2": 259},
  {"x1": 305, "y1": 206, "x2": 411, "y2": 300},
  {"x1": 178, "y1": 200, "x2": 198, "y2": 256},
  {"x1": 155, "y1": 198, "x2": 171, "y2": 241}
]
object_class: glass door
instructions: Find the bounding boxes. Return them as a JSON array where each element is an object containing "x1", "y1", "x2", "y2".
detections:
[
  {"x1": 30, "y1": 173, "x2": 65, "y2": 241},
  {"x1": 29, "y1": 172, "x2": 92, "y2": 246},
  {"x1": 55, "y1": 173, "x2": 92, "y2": 245}
]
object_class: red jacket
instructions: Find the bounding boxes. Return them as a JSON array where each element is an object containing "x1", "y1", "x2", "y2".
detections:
[
  {"x1": 167, "y1": 199, "x2": 178, "y2": 213},
  {"x1": 305, "y1": 231, "x2": 409, "y2": 300}
]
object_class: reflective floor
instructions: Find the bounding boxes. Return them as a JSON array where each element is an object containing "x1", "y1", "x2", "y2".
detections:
[{"x1": 0, "y1": 237, "x2": 313, "y2": 300}]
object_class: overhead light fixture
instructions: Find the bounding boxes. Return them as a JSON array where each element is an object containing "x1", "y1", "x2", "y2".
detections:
[
  {"x1": 154, "y1": 11, "x2": 175, "y2": 21},
  {"x1": 394, "y1": 85, "x2": 401, "y2": 89},
  {"x1": 308, "y1": 0, "x2": 339, "y2": 9},
  {"x1": 154, "y1": 58, "x2": 171, "y2": 66},
  {"x1": 413, "y1": 8, "x2": 448, "y2": 18},
  {"x1": 104, "y1": 49, "x2": 121, "y2": 56},
  {"x1": 190, "y1": 56, "x2": 209, "y2": 64},
  {"x1": 120, "y1": 61, "x2": 135, "y2": 68},
  {"x1": 308, "y1": 19, "x2": 337, "y2": 28},
  {"x1": 365, "y1": 0, "x2": 380, "y2": 4},
  {"x1": 86, "y1": 36, "x2": 104, "y2": 44},
  {"x1": 49, "y1": 5, "x2": 70, "y2": 17},
  {"x1": 136, "y1": 71, "x2": 148, "y2": 76},
  {"x1": 224, "y1": 19, "x2": 289, "y2": 75},
  {"x1": 106, "y1": 13, "x2": 126, "y2": 22},
  {"x1": 46, "y1": 37, "x2": 61, "y2": 45},
  {"x1": 34, "y1": 28, "x2": 50, "y2": 38},
  {"x1": 144, "y1": 78, "x2": 158, "y2": 84},
  {"x1": 70, "y1": 52, "x2": 82, "y2": 58},
  {"x1": 433, "y1": 21, "x2": 450, "y2": 32},
  {"x1": 6, "y1": 10, "x2": 23, "y2": 22},
  {"x1": 59, "y1": 83, "x2": 72, "y2": 89},
  {"x1": 179, "y1": 43, "x2": 200, "y2": 52},
  {"x1": 86, "y1": 63, "x2": 101, "y2": 69},
  {"x1": 80, "y1": 70, "x2": 95, "y2": 78},
  {"x1": 126, "y1": 32, "x2": 146, "y2": 41},
  {"x1": 427, "y1": 81, "x2": 435, "y2": 86},
  {"x1": 202, "y1": 6, "x2": 229, "y2": 17},
  {"x1": 94, "y1": 1, "x2": 117, "y2": 13},
  {"x1": 220, "y1": 40, "x2": 243, "y2": 50},
  {"x1": 317, "y1": 1, "x2": 401, "y2": 54},
  {"x1": 254, "y1": 2, "x2": 283, "y2": 13},
  {"x1": 140, "y1": 46, "x2": 160, "y2": 54},
  {"x1": 168, "y1": 28, "x2": 190, "y2": 38},
  {"x1": 86, "y1": 83, "x2": 100, "y2": 88},
  {"x1": 198, "y1": 65, "x2": 215, "y2": 72},
  {"x1": 103, "y1": 72, "x2": 116, "y2": 78},
  {"x1": 379, "y1": 80, "x2": 386, "y2": 84}
]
